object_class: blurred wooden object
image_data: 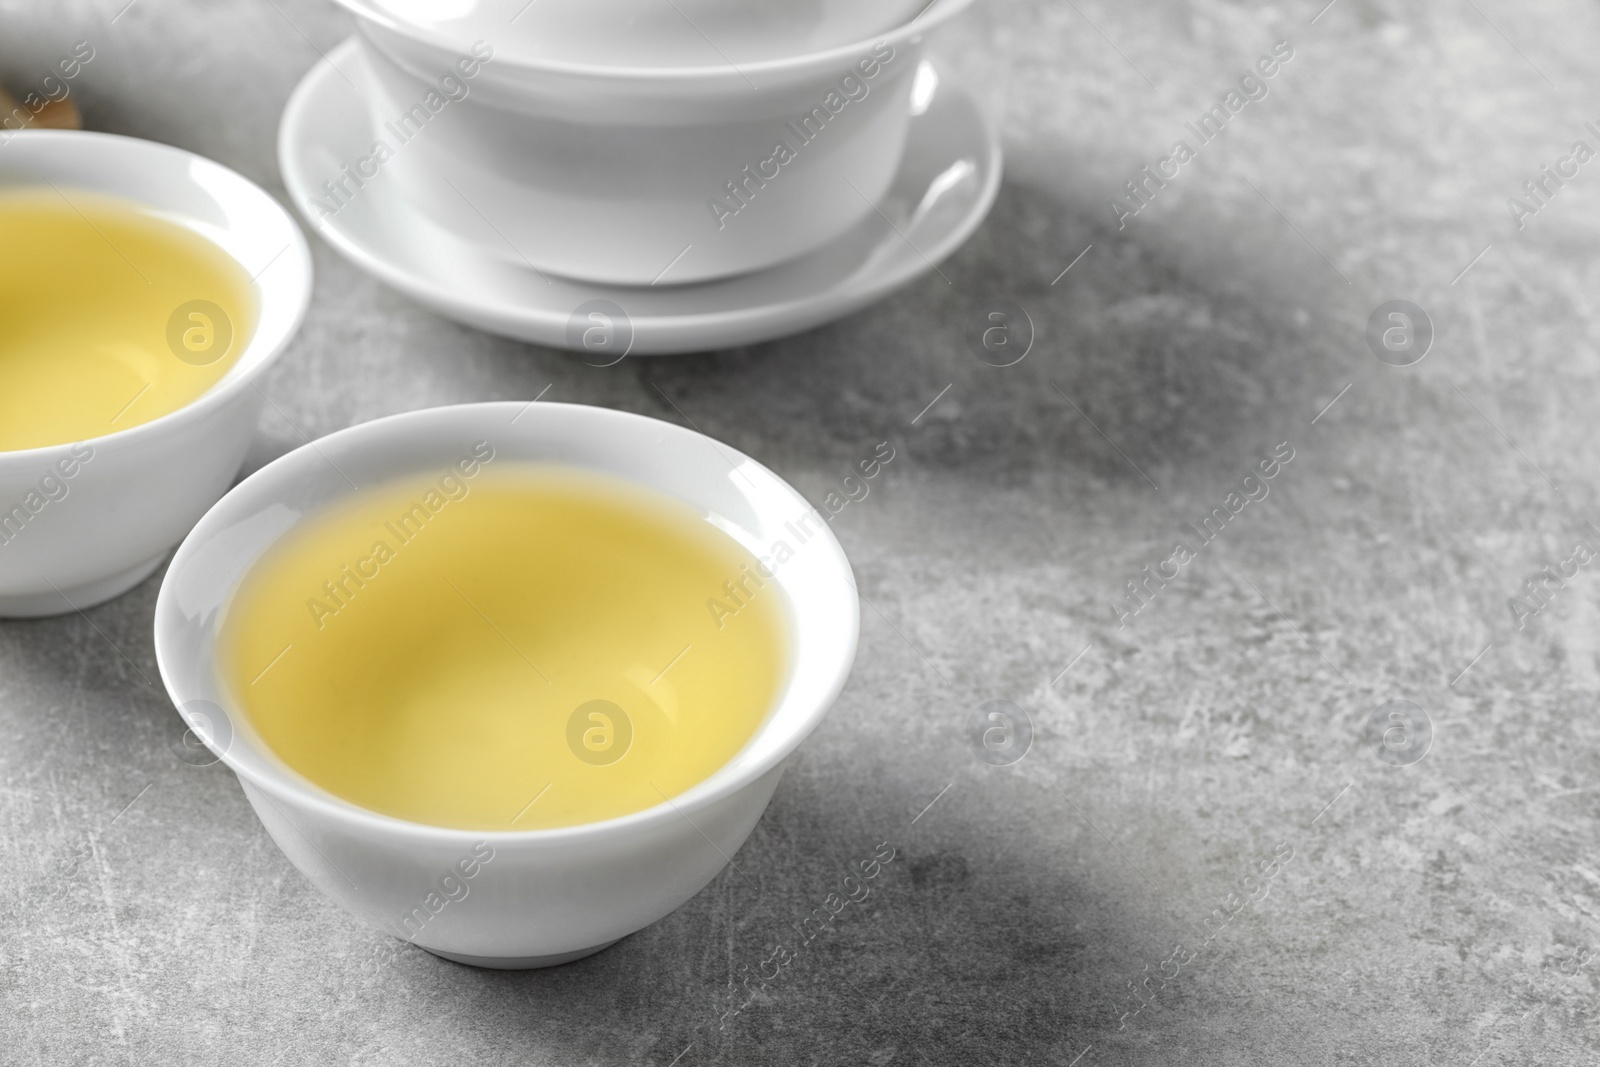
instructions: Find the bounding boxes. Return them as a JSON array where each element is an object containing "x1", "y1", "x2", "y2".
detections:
[
  {"x1": 0, "y1": 83, "x2": 83, "y2": 131},
  {"x1": 30, "y1": 98, "x2": 82, "y2": 129}
]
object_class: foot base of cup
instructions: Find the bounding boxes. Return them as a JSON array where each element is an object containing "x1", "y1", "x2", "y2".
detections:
[
  {"x1": 422, "y1": 939, "x2": 620, "y2": 970},
  {"x1": 0, "y1": 553, "x2": 168, "y2": 618}
]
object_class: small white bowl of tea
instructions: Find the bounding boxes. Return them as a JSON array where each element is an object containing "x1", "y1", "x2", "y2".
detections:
[
  {"x1": 0, "y1": 130, "x2": 311, "y2": 616},
  {"x1": 154, "y1": 402, "x2": 861, "y2": 967}
]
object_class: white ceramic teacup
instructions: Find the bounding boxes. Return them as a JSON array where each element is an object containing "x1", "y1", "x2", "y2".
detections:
[
  {"x1": 153, "y1": 402, "x2": 861, "y2": 967},
  {"x1": 0, "y1": 131, "x2": 312, "y2": 618},
  {"x1": 334, "y1": 0, "x2": 933, "y2": 69},
  {"x1": 305, "y1": 0, "x2": 976, "y2": 285}
]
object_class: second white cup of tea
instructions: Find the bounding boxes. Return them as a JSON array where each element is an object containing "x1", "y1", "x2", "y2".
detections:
[
  {"x1": 154, "y1": 402, "x2": 861, "y2": 967},
  {"x1": 319, "y1": 0, "x2": 975, "y2": 285},
  {"x1": 0, "y1": 131, "x2": 311, "y2": 617}
]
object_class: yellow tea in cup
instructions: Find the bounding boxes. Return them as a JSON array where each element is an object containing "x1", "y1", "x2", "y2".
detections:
[
  {"x1": 0, "y1": 187, "x2": 255, "y2": 452},
  {"x1": 219, "y1": 460, "x2": 790, "y2": 831}
]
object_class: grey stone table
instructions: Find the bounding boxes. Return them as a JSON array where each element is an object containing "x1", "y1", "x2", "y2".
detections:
[{"x1": 4, "y1": 0, "x2": 1599, "y2": 1063}]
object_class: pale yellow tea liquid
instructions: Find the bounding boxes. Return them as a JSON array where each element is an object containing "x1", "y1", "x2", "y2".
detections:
[
  {"x1": 219, "y1": 461, "x2": 790, "y2": 831},
  {"x1": 0, "y1": 187, "x2": 255, "y2": 451}
]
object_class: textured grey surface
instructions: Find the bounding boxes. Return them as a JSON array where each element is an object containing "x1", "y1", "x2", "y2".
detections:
[{"x1": 4, "y1": 0, "x2": 1600, "y2": 1063}]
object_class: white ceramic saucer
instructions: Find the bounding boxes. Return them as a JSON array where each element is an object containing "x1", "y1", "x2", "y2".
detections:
[{"x1": 278, "y1": 37, "x2": 1001, "y2": 355}]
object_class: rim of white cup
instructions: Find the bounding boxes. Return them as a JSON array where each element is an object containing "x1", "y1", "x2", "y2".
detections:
[
  {"x1": 0, "y1": 130, "x2": 312, "y2": 465},
  {"x1": 333, "y1": 0, "x2": 976, "y2": 82},
  {"x1": 153, "y1": 401, "x2": 863, "y2": 846}
]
